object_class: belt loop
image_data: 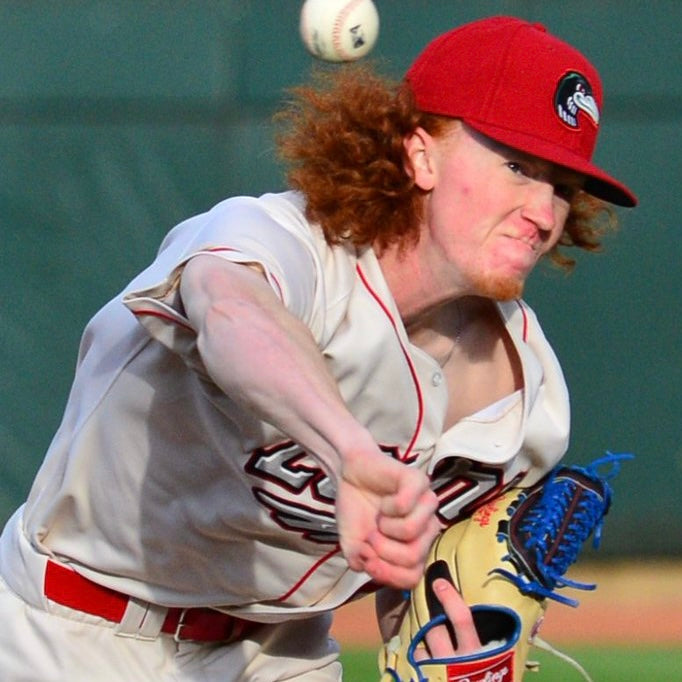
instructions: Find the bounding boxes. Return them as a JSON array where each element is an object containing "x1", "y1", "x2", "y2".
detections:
[
  {"x1": 172, "y1": 609, "x2": 189, "y2": 643},
  {"x1": 114, "y1": 596, "x2": 169, "y2": 641}
]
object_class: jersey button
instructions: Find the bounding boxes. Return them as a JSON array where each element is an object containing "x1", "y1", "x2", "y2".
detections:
[{"x1": 432, "y1": 371, "x2": 443, "y2": 386}]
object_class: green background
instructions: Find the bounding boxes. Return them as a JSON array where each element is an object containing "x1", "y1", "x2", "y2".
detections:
[
  {"x1": 340, "y1": 645, "x2": 682, "y2": 680},
  {"x1": 1, "y1": 1, "x2": 681, "y2": 557}
]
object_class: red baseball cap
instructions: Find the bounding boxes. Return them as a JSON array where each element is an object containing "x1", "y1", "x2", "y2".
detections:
[{"x1": 406, "y1": 16, "x2": 637, "y2": 207}]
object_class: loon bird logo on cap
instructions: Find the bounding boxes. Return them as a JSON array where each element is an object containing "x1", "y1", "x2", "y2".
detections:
[
  {"x1": 555, "y1": 71, "x2": 600, "y2": 129},
  {"x1": 406, "y1": 17, "x2": 636, "y2": 205}
]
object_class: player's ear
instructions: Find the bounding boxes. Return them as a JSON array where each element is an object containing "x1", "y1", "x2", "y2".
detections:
[{"x1": 403, "y1": 127, "x2": 436, "y2": 191}]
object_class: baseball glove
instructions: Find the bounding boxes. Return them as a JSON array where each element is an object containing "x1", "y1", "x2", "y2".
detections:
[{"x1": 379, "y1": 452, "x2": 632, "y2": 682}]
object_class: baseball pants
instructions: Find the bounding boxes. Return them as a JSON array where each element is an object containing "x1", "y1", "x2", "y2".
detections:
[{"x1": 0, "y1": 508, "x2": 342, "y2": 682}]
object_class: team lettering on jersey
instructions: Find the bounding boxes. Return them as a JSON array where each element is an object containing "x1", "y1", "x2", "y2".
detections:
[
  {"x1": 429, "y1": 457, "x2": 522, "y2": 525},
  {"x1": 246, "y1": 442, "x2": 516, "y2": 542}
]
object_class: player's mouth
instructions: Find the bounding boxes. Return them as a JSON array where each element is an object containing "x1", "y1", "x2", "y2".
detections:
[
  {"x1": 507, "y1": 230, "x2": 543, "y2": 251},
  {"x1": 502, "y1": 233, "x2": 543, "y2": 261}
]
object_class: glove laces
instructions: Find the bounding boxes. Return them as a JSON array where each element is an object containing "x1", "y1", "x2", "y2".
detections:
[{"x1": 494, "y1": 452, "x2": 633, "y2": 606}]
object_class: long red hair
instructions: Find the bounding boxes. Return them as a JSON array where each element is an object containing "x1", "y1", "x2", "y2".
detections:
[{"x1": 275, "y1": 63, "x2": 616, "y2": 268}]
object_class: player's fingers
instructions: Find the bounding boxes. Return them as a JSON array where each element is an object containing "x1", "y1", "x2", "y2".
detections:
[
  {"x1": 360, "y1": 555, "x2": 426, "y2": 590},
  {"x1": 377, "y1": 491, "x2": 439, "y2": 541},
  {"x1": 359, "y1": 524, "x2": 438, "y2": 591},
  {"x1": 429, "y1": 578, "x2": 482, "y2": 654},
  {"x1": 365, "y1": 535, "x2": 426, "y2": 571},
  {"x1": 420, "y1": 622, "x2": 456, "y2": 659},
  {"x1": 342, "y1": 537, "x2": 375, "y2": 573},
  {"x1": 370, "y1": 514, "x2": 439, "y2": 566},
  {"x1": 379, "y1": 469, "x2": 436, "y2": 518}
]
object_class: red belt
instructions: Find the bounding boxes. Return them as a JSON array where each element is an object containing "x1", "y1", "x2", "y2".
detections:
[{"x1": 44, "y1": 559, "x2": 258, "y2": 643}]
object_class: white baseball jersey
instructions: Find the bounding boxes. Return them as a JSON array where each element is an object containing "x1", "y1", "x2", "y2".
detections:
[{"x1": 18, "y1": 190, "x2": 569, "y2": 622}]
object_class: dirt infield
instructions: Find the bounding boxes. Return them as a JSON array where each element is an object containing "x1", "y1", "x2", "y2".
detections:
[{"x1": 330, "y1": 560, "x2": 682, "y2": 647}]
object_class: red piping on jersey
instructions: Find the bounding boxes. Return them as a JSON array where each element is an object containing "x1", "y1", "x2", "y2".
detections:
[
  {"x1": 274, "y1": 265, "x2": 426, "y2": 604},
  {"x1": 131, "y1": 308, "x2": 195, "y2": 332},
  {"x1": 356, "y1": 264, "x2": 424, "y2": 461},
  {"x1": 202, "y1": 246, "x2": 239, "y2": 254},
  {"x1": 513, "y1": 300, "x2": 529, "y2": 342},
  {"x1": 276, "y1": 545, "x2": 342, "y2": 602}
]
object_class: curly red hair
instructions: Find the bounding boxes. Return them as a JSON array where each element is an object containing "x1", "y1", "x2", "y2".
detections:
[{"x1": 275, "y1": 63, "x2": 616, "y2": 269}]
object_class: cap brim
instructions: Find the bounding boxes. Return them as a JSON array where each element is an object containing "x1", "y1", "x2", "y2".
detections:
[{"x1": 465, "y1": 120, "x2": 638, "y2": 207}]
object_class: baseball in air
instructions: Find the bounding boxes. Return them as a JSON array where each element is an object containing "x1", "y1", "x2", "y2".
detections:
[{"x1": 300, "y1": 0, "x2": 380, "y2": 62}]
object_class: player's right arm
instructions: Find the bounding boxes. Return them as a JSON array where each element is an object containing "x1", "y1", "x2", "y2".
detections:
[{"x1": 179, "y1": 254, "x2": 439, "y2": 589}]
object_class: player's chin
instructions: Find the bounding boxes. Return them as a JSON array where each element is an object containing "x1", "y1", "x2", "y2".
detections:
[{"x1": 472, "y1": 272, "x2": 525, "y2": 301}]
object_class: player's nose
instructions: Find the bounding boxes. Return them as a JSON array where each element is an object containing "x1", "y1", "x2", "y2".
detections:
[{"x1": 520, "y1": 179, "x2": 557, "y2": 234}]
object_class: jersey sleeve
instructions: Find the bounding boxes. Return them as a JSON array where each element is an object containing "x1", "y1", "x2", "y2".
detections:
[{"x1": 121, "y1": 193, "x2": 325, "y2": 366}]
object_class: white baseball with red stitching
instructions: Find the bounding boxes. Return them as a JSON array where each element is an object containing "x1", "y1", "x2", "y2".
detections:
[{"x1": 300, "y1": 0, "x2": 379, "y2": 62}]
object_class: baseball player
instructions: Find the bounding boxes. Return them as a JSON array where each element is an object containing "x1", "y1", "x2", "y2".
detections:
[{"x1": 0, "y1": 16, "x2": 635, "y2": 682}]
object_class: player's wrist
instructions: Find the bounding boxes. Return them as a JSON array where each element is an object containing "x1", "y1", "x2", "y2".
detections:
[
  {"x1": 335, "y1": 432, "x2": 387, "y2": 481},
  {"x1": 305, "y1": 429, "x2": 369, "y2": 483}
]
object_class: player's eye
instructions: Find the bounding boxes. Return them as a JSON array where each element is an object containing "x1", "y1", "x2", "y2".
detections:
[{"x1": 505, "y1": 161, "x2": 529, "y2": 177}]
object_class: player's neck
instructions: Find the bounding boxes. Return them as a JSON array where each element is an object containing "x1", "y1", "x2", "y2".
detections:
[{"x1": 375, "y1": 241, "x2": 466, "y2": 325}]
